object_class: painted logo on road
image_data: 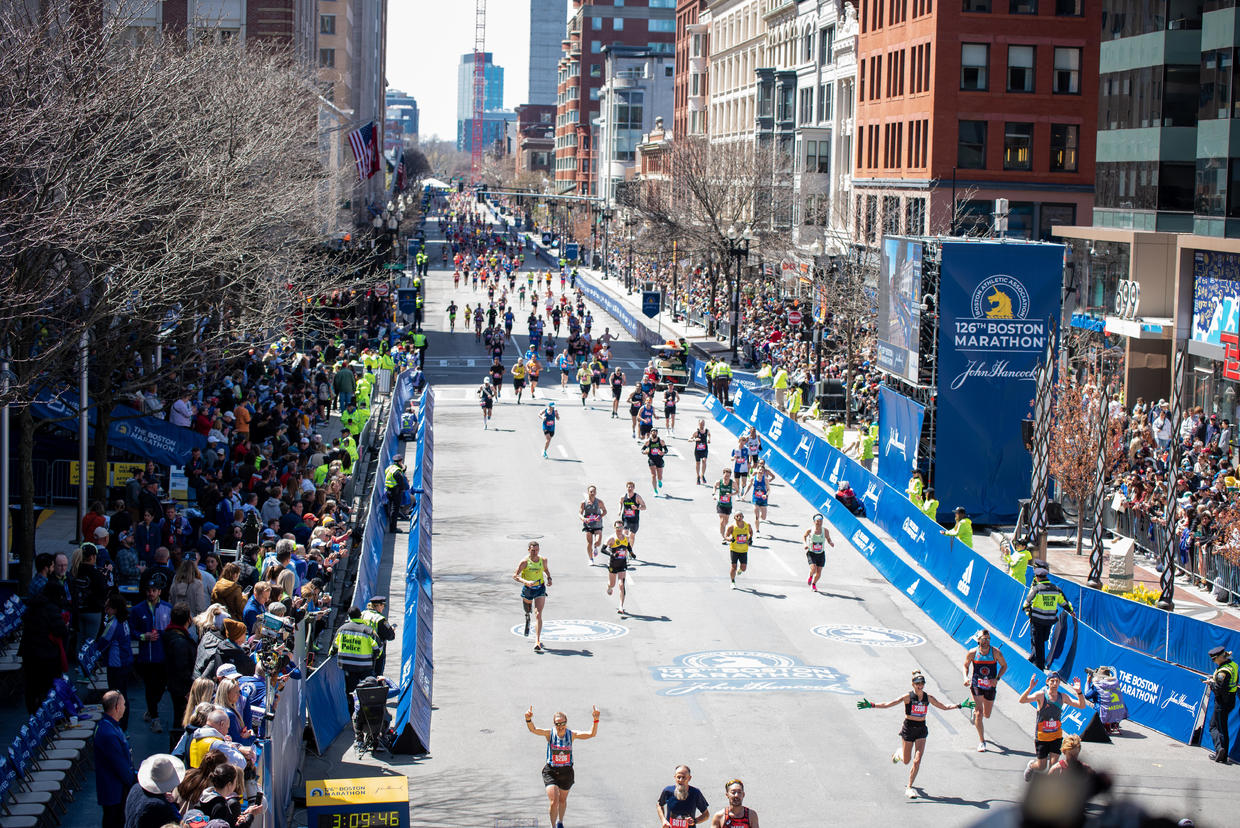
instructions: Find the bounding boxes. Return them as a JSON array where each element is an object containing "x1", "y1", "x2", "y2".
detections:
[
  {"x1": 650, "y1": 650, "x2": 857, "y2": 696},
  {"x1": 509, "y1": 619, "x2": 629, "y2": 642},
  {"x1": 811, "y1": 624, "x2": 927, "y2": 648}
]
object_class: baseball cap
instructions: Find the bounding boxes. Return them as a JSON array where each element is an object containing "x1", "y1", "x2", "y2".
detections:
[
  {"x1": 94, "y1": 527, "x2": 109, "y2": 539},
  {"x1": 215, "y1": 663, "x2": 239, "y2": 680}
]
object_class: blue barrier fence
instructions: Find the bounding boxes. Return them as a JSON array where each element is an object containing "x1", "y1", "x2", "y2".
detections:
[
  {"x1": 705, "y1": 387, "x2": 1234, "y2": 756},
  {"x1": 393, "y1": 388, "x2": 435, "y2": 753},
  {"x1": 303, "y1": 657, "x2": 350, "y2": 755}
]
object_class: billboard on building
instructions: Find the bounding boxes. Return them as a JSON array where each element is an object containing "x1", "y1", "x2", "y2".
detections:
[
  {"x1": 935, "y1": 240, "x2": 1063, "y2": 524},
  {"x1": 1191, "y1": 250, "x2": 1240, "y2": 345},
  {"x1": 876, "y1": 236, "x2": 923, "y2": 382}
]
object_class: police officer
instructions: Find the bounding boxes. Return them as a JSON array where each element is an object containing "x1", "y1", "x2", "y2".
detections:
[
  {"x1": 384, "y1": 456, "x2": 409, "y2": 532},
  {"x1": 359, "y1": 596, "x2": 397, "y2": 676},
  {"x1": 1023, "y1": 567, "x2": 1074, "y2": 670},
  {"x1": 414, "y1": 292, "x2": 425, "y2": 331},
  {"x1": 1207, "y1": 645, "x2": 1238, "y2": 763},
  {"x1": 716, "y1": 361, "x2": 733, "y2": 407},
  {"x1": 331, "y1": 607, "x2": 381, "y2": 694}
]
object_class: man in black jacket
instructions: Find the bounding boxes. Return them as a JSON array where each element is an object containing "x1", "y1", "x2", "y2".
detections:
[
  {"x1": 19, "y1": 592, "x2": 68, "y2": 713},
  {"x1": 161, "y1": 603, "x2": 197, "y2": 752},
  {"x1": 73, "y1": 544, "x2": 110, "y2": 640}
]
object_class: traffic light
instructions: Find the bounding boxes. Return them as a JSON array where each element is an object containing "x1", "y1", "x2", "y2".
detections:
[{"x1": 476, "y1": 187, "x2": 486, "y2": 204}]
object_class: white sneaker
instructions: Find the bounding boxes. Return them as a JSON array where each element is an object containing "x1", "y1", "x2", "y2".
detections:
[
  {"x1": 730, "y1": 581, "x2": 736, "y2": 590},
  {"x1": 976, "y1": 742, "x2": 986, "y2": 753},
  {"x1": 904, "y1": 788, "x2": 916, "y2": 799},
  {"x1": 1023, "y1": 761, "x2": 1035, "y2": 782}
]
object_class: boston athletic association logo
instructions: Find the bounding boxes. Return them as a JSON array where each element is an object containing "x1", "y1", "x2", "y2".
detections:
[{"x1": 950, "y1": 273, "x2": 1045, "y2": 391}]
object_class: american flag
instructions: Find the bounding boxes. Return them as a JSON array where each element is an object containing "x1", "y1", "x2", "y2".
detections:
[{"x1": 347, "y1": 121, "x2": 380, "y2": 181}]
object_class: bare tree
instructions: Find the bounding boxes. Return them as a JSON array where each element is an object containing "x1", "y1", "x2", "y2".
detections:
[{"x1": 1048, "y1": 380, "x2": 1126, "y2": 555}]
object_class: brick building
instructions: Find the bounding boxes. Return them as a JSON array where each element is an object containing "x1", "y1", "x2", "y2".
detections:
[
  {"x1": 673, "y1": 0, "x2": 709, "y2": 140},
  {"x1": 515, "y1": 104, "x2": 557, "y2": 178},
  {"x1": 852, "y1": 0, "x2": 1097, "y2": 243},
  {"x1": 554, "y1": 0, "x2": 678, "y2": 196}
]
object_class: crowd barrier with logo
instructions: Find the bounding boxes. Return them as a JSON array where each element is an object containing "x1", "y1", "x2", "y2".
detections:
[
  {"x1": 703, "y1": 388, "x2": 1238, "y2": 757},
  {"x1": 303, "y1": 656, "x2": 351, "y2": 755},
  {"x1": 392, "y1": 388, "x2": 435, "y2": 754}
]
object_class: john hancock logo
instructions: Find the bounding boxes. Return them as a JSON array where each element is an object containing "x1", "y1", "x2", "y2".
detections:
[
  {"x1": 651, "y1": 650, "x2": 856, "y2": 697},
  {"x1": 950, "y1": 273, "x2": 1046, "y2": 391}
]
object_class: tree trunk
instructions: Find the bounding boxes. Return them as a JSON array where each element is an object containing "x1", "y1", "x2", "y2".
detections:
[
  {"x1": 16, "y1": 406, "x2": 35, "y2": 590},
  {"x1": 843, "y1": 319, "x2": 855, "y2": 427},
  {"x1": 1076, "y1": 511, "x2": 1085, "y2": 557},
  {"x1": 92, "y1": 399, "x2": 111, "y2": 506}
]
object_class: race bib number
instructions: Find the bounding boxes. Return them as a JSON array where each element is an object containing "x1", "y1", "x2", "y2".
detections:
[
  {"x1": 811, "y1": 542, "x2": 823, "y2": 552},
  {"x1": 975, "y1": 678, "x2": 994, "y2": 689},
  {"x1": 734, "y1": 534, "x2": 749, "y2": 545},
  {"x1": 551, "y1": 749, "x2": 571, "y2": 766},
  {"x1": 909, "y1": 702, "x2": 928, "y2": 717},
  {"x1": 1039, "y1": 719, "x2": 1060, "y2": 733},
  {"x1": 696, "y1": 442, "x2": 707, "y2": 450},
  {"x1": 720, "y1": 494, "x2": 731, "y2": 504},
  {"x1": 669, "y1": 818, "x2": 692, "y2": 828},
  {"x1": 624, "y1": 508, "x2": 636, "y2": 517}
]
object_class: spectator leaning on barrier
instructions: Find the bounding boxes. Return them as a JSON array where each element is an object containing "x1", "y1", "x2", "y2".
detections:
[{"x1": 941, "y1": 508, "x2": 974, "y2": 549}]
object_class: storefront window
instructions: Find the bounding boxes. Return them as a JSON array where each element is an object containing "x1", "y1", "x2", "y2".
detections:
[{"x1": 1190, "y1": 356, "x2": 1240, "y2": 422}]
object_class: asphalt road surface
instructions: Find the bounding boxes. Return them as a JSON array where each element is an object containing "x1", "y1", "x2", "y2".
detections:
[{"x1": 385, "y1": 218, "x2": 1234, "y2": 828}]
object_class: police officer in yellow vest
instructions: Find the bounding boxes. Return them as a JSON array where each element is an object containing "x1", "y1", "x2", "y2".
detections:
[
  {"x1": 414, "y1": 293, "x2": 425, "y2": 331},
  {"x1": 340, "y1": 400, "x2": 364, "y2": 438},
  {"x1": 1208, "y1": 645, "x2": 1239, "y2": 763},
  {"x1": 359, "y1": 596, "x2": 397, "y2": 676},
  {"x1": 331, "y1": 606, "x2": 382, "y2": 694},
  {"x1": 715, "y1": 360, "x2": 733, "y2": 407},
  {"x1": 385, "y1": 456, "x2": 409, "y2": 532},
  {"x1": 1022, "y1": 567, "x2": 1074, "y2": 670},
  {"x1": 415, "y1": 250, "x2": 428, "y2": 277}
]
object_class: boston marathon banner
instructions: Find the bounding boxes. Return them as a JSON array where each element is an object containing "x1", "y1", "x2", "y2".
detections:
[
  {"x1": 936, "y1": 241, "x2": 1063, "y2": 523},
  {"x1": 877, "y1": 386, "x2": 924, "y2": 495}
]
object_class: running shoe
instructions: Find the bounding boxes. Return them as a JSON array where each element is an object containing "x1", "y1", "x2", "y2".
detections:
[
  {"x1": 976, "y1": 742, "x2": 986, "y2": 753},
  {"x1": 730, "y1": 581, "x2": 736, "y2": 590},
  {"x1": 543, "y1": 450, "x2": 548, "y2": 458},
  {"x1": 891, "y1": 752, "x2": 900, "y2": 764},
  {"x1": 1023, "y1": 761, "x2": 1035, "y2": 782},
  {"x1": 812, "y1": 583, "x2": 818, "y2": 592},
  {"x1": 606, "y1": 586, "x2": 612, "y2": 595},
  {"x1": 904, "y1": 788, "x2": 916, "y2": 800},
  {"x1": 534, "y1": 643, "x2": 544, "y2": 653},
  {"x1": 807, "y1": 575, "x2": 813, "y2": 585}
]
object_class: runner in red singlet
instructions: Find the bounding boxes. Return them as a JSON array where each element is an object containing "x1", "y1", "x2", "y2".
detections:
[{"x1": 710, "y1": 779, "x2": 758, "y2": 828}]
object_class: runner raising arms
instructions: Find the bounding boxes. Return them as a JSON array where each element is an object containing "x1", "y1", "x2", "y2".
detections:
[
  {"x1": 713, "y1": 469, "x2": 734, "y2": 540},
  {"x1": 539, "y1": 402, "x2": 559, "y2": 459},
  {"x1": 725, "y1": 511, "x2": 753, "y2": 589},
  {"x1": 962, "y1": 629, "x2": 1007, "y2": 752},
  {"x1": 692, "y1": 420, "x2": 711, "y2": 485},
  {"x1": 524, "y1": 705, "x2": 599, "y2": 828},
  {"x1": 643, "y1": 427, "x2": 669, "y2": 495},
  {"x1": 579, "y1": 486, "x2": 607, "y2": 562},
  {"x1": 604, "y1": 521, "x2": 631, "y2": 615},
  {"x1": 618, "y1": 481, "x2": 648, "y2": 557},
  {"x1": 710, "y1": 779, "x2": 758, "y2": 828},
  {"x1": 513, "y1": 541, "x2": 553, "y2": 652},
  {"x1": 749, "y1": 461, "x2": 773, "y2": 536},
  {"x1": 801, "y1": 513, "x2": 834, "y2": 592},
  {"x1": 609, "y1": 367, "x2": 626, "y2": 419},
  {"x1": 856, "y1": 670, "x2": 972, "y2": 800},
  {"x1": 1019, "y1": 671, "x2": 1085, "y2": 782}
]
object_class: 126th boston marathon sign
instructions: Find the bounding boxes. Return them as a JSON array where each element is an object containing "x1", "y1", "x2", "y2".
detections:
[{"x1": 934, "y1": 240, "x2": 1063, "y2": 524}]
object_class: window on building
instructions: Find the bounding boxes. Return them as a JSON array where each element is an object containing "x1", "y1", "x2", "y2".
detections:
[
  {"x1": 1038, "y1": 203, "x2": 1075, "y2": 240},
  {"x1": 1055, "y1": 0, "x2": 1082, "y2": 14},
  {"x1": 806, "y1": 139, "x2": 819, "y2": 173},
  {"x1": 590, "y1": 87, "x2": 601, "y2": 100},
  {"x1": 817, "y1": 135, "x2": 831, "y2": 174},
  {"x1": 779, "y1": 85, "x2": 796, "y2": 121},
  {"x1": 1050, "y1": 124, "x2": 1078, "y2": 171},
  {"x1": 1053, "y1": 47, "x2": 1080, "y2": 94},
  {"x1": 592, "y1": 16, "x2": 602, "y2": 30},
  {"x1": 961, "y1": 43, "x2": 988, "y2": 90},
  {"x1": 650, "y1": 0, "x2": 676, "y2": 7},
  {"x1": 906, "y1": 198, "x2": 926, "y2": 234},
  {"x1": 820, "y1": 26, "x2": 835, "y2": 65},
  {"x1": 958, "y1": 120, "x2": 987, "y2": 168},
  {"x1": 318, "y1": 48, "x2": 335, "y2": 68},
  {"x1": 799, "y1": 88, "x2": 814, "y2": 125},
  {"x1": 692, "y1": 33, "x2": 703, "y2": 57},
  {"x1": 591, "y1": 64, "x2": 602, "y2": 77},
  {"x1": 818, "y1": 82, "x2": 833, "y2": 121},
  {"x1": 883, "y1": 196, "x2": 901, "y2": 235},
  {"x1": 613, "y1": 17, "x2": 624, "y2": 30},
  {"x1": 962, "y1": 0, "x2": 990, "y2": 10},
  {"x1": 592, "y1": 40, "x2": 602, "y2": 53},
  {"x1": 1004, "y1": 122, "x2": 1034, "y2": 170},
  {"x1": 649, "y1": 18, "x2": 675, "y2": 32},
  {"x1": 1010, "y1": 0, "x2": 1037, "y2": 12},
  {"x1": 319, "y1": 14, "x2": 335, "y2": 34},
  {"x1": 1007, "y1": 45, "x2": 1035, "y2": 92},
  {"x1": 1200, "y1": 48, "x2": 1235, "y2": 120}
]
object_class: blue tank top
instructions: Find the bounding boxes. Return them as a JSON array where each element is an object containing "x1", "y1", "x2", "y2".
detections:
[
  {"x1": 547, "y1": 729, "x2": 572, "y2": 767},
  {"x1": 753, "y1": 476, "x2": 768, "y2": 495},
  {"x1": 543, "y1": 410, "x2": 556, "y2": 427}
]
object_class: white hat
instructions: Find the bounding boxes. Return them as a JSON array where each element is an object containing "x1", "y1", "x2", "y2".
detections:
[
  {"x1": 93, "y1": 527, "x2": 109, "y2": 539},
  {"x1": 137, "y1": 754, "x2": 185, "y2": 794}
]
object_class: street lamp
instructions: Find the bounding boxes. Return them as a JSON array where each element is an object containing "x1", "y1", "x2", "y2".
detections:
[
  {"x1": 808, "y1": 239, "x2": 824, "y2": 403},
  {"x1": 601, "y1": 205, "x2": 613, "y2": 279},
  {"x1": 724, "y1": 224, "x2": 754, "y2": 365}
]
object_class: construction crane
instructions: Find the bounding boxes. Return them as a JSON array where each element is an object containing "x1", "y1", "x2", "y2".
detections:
[{"x1": 470, "y1": 0, "x2": 486, "y2": 182}]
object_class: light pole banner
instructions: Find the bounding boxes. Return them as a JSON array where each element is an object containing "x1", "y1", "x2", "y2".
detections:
[
  {"x1": 935, "y1": 241, "x2": 1063, "y2": 523},
  {"x1": 877, "y1": 385, "x2": 925, "y2": 494}
]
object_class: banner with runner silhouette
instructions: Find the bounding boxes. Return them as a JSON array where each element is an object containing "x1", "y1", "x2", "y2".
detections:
[{"x1": 877, "y1": 386, "x2": 925, "y2": 495}]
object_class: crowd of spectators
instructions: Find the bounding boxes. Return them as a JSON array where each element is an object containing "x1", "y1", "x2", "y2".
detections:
[{"x1": 1105, "y1": 392, "x2": 1240, "y2": 601}]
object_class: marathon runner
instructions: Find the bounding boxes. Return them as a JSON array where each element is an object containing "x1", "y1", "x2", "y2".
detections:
[
  {"x1": 643, "y1": 427, "x2": 668, "y2": 495},
  {"x1": 588, "y1": 355, "x2": 605, "y2": 401},
  {"x1": 579, "y1": 486, "x2": 607, "y2": 563},
  {"x1": 725, "y1": 511, "x2": 752, "y2": 589},
  {"x1": 962, "y1": 629, "x2": 1008, "y2": 752},
  {"x1": 627, "y1": 387, "x2": 644, "y2": 438},
  {"x1": 731, "y1": 438, "x2": 750, "y2": 499},
  {"x1": 513, "y1": 541, "x2": 553, "y2": 652},
  {"x1": 663, "y1": 385, "x2": 679, "y2": 432},
  {"x1": 474, "y1": 304, "x2": 484, "y2": 342},
  {"x1": 1019, "y1": 672, "x2": 1085, "y2": 782},
  {"x1": 604, "y1": 521, "x2": 631, "y2": 615},
  {"x1": 856, "y1": 670, "x2": 973, "y2": 799},
  {"x1": 477, "y1": 375, "x2": 495, "y2": 429},
  {"x1": 464, "y1": 304, "x2": 473, "y2": 328},
  {"x1": 656, "y1": 766, "x2": 710, "y2": 828},
  {"x1": 524, "y1": 705, "x2": 599, "y2": 828},
  {"x1": 637, "y1": 396, "x2": 656, "y2": 441},
  {"x1": 709, "y1": 779, "x2": 758, "y2": 828},
  {"x1": 447, "y1": 300, "x2": 458, "y2": 332},
  {"x1": 608, "y1": 367, "x2": 626, "y2": 418},
  {"x1": 539, "y1": 402, "x2": 559, "y2": 459},
  {"x1": 489, "y1": 358, "x2": 505, "y2": 399},
  {"x1": 556, "y1": 349, "x2": 571, "y2": 392},
  {"x1": 526, "y1": 354, "x2": 542, "y2": 398},
  {"x1": 713, "y1": 469, "x2": 734, "y2": 540},
  {"x1": 575, "y1": 362, "x2": 592, "y2": 406},
  {"x1": 512, "y1": 359, "x2": 528, "y2": 404},
  {"x1": 744, "y1": 427, "x2": 762, "y2": 480},
  {"x1": 692, "y1": 420, "x2": 711, "y2": 485},
  {"x1": 618, "y1": 481, "x2": 647, "y2": 557},
  {"x1": 801, "y1": 513, "x2": 834, "y2": 592},
  {"x1": 749, "y1": 460, "x2": 773, "y2": 536}
]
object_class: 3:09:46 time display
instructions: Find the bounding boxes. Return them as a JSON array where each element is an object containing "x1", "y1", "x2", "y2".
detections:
[{"x1": 318, "y1": 810, "x2": 403, "y2": 828}]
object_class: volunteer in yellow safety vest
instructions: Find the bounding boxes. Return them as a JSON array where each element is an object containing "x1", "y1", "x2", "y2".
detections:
[
  {"x1": 331, "y1": 607, "x2": 381, "y2": 693},
  {"x1": 941, "y1": 507, "x2": 973, "y2": 549},
  {"x1": 1208, "y1": 645, "x2": 1239, "y2": 763}
]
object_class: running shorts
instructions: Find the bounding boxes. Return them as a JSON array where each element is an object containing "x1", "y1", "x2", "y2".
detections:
[
  {"x1": 514, "y1": 378, "x2": 525, "y2": 389},
  {"x1": 612, "y1": 386, "x2": 623, "y2": 399},
  {"x1": 629, "y1": 405, "x2": 641, "y2": 416},
  {"x1": 608, "y1": 558, "x2": 628, "y2": 574},
  {"x1": 664, "y1": 406, "x2": 676, "y2": 415},
  {"x1": 900, "y1": 719, "x2": 929, "y2": 742},
  {"x1": 971, "y1": 686, "x2": 997, "y2": 702},
  {"x1": 582, "y1": 523, "x2": 602, "y2": 534},
  {"x1": 521, "y1": 584, "x2": 547, "y2": 601},
  {"x1": 729, "y1": 550, "x2": 748, "y2": 566},
  {"x1": 717, "y1": 504, "x2": 733, "y2": 515},
  {"x1": 579, "y1": 383, "x2": 591, "y2": 393},
  {"x1": 622, "y1": 517, "x2": 640, "y2": 533},
  {"x1": 753, "y1": 495, "x2": 768, "y2": 506},
  {"x1": 806, "y1": 550, "x2": 826, "y2": 568},
  {"x1": 648, "y1": 456, "x2": 665, "y2": 468},
  {"x1": 541, "y1": 764, "x2": 575, "y2": 790},
  {"x1": 1034, "y1": 738, "x2": 1063, "y2": 759},
  {"x1": 638, "y1": 423, "x2": 652, "y2": 438},
  {"x1": 694, "y1": 449, "x2": 709, "y2": 461},
  {"x1": 543, "y1": 427, "x2": 555, "y2": 436}
]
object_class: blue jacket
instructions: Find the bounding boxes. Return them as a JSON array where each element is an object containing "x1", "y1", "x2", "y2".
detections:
[
  {"x1": 129, "y1": 601, "x2": 172, "y2": 664},
  {"x1": 99, "y1": 617, "x2": 133, "y2": 670},
  {"x1": 94, "y1": 716, "x2": 136, "y2": 806},
  {"x1": 242, "y1": 597, "x2": 264, "y2": 632}
]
